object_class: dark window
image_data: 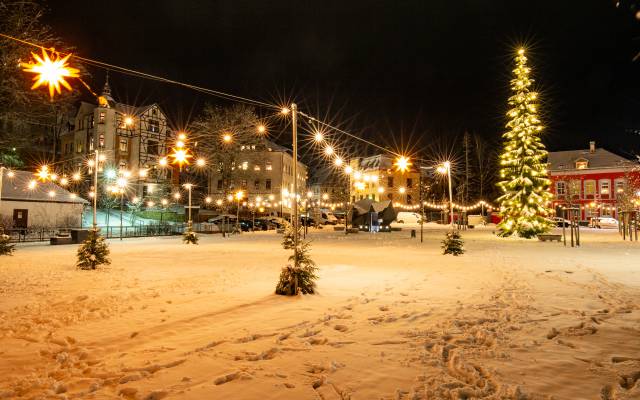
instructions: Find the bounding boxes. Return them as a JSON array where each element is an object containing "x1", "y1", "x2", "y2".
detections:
[
  {"x1": 147, "y1": 140, "x2": 158, "y2": 155},
  {"x1": 254, "y1": 179, "x2": 260, "y2": 190},
  {"x1": 266, "y1": 179, "x2": 272, "y2": 190},
  {"x1": 387, "y1": 177, "x2": 394, "y2": 188},
  {"x1": 407, "y1": 194, "x2": 412, "y2": 204},
  {"x1": 241, "y1": 180, "x2": 247, "y2": 188},
  {"x1": 217, "y1": 179, "x2": 223, "y2": 190},
  {"x1": 148, "y1": 120, "x2": 159, "y2": 133},
  {"x1": 99, "y1": 112, "x2": 105, "y2": 123},
  {"x1": 406, "y1": 178, "x2": 413, "y2": 188}
]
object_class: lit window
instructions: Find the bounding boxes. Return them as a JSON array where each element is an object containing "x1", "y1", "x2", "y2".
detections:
[
  {"x1": 584, "y1": 180, "x2": 596, "y2": 196},
  {"x1": 266, "y1": 161, "x2": 272, "y2": 171},
  {"x1": 148, "y1": 120, "x2": 159, "y2": 132},
  {"x1": 241, "y1": 161, "x2": 248, "y2": 170},
  {"x1": 119, "y1": 137, "x2": 128, "y2": 152},
  {"x1": 99, "y1": 112, "x2": 105, "y2": 123},
  {"x1": 254, "y1": 164, "x2": 261, "y2": 171},
  {"x1": 599, "y1": 180, "x2": 610, "y2": 195},
  {"x1": 556, "y1": 181, "x2": 566, "y2": 196},
  {"x1": 576, "y1": 160, "x2": 588, "y2": 169}
]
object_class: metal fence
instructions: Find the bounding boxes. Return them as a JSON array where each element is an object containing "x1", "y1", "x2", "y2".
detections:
[{"x1": 4, "y1": 223, "x2": 186, "y2": 243}]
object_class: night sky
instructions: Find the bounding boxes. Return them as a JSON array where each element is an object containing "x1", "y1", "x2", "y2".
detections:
[{"x1": 45, "y1": 0, "x2": 640, "y2": 157}]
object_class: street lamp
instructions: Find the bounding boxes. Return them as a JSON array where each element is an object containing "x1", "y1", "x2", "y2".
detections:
[
  {"x1": 183, "y1": 183, "x2": 194, "y2": 228},
  {"x1": 115, "y1": 175, "x2": 128, "y2": 240},
  {"x1": 437, "y1": 161, "x2": 454, "y2": 228},
  {"x1": 235, "y1": 190, "x2": 244, "y2": 231}
]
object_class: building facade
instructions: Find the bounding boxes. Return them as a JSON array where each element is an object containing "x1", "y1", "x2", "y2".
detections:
[
  {"x1": 348, "y1": 155, "x2": 421, "y2": 206},
  {"x1": 548, "y1": 141, "x2": 639, "y2": 221},
  {"x1": 206, "y1": 141, "x2": 308, "y2": 217},
  {"x1": 58, "y1": 81, "x2": 172, "y2": 197},
  {"x1": 1, "y1": 169, "x2": 87, "y2": 228}
]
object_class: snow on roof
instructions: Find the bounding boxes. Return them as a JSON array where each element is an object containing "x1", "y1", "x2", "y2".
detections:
[
  {"x1": 1, "y1": 169, "x2": 88, "y2": 204},
  {"x1": 547, "y1": 147, "x2": 634, "y2": 171}
]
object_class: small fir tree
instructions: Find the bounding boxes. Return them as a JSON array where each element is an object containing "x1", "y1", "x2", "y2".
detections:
[
  {"x1": 183, "y1": 227, "x2": 198, "y2": 244},
  {"x1": 276, "y1": 220, "x2": 318, "y2": 295},
  {"x1": 496, "y1": 48, "x2": 554, "y2": 238},
  {"x1": 281, "y1": 220, "x2": 296, "y2": 250},
  {"x1": 442, "y1": 230, "x2": 464, "y2": 256},
  {"x1": 76, "y1": 229, "x2": 110, "y2": 270},
  {"x1": 0, "y1": 233, "x2": 15, "y2": 256}
]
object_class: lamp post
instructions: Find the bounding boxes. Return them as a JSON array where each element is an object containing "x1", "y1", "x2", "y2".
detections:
[
  {"x1": 184, "y1": 183, "x2": 193, "y2": 229},
  {"x1": 235, "y1": 190, "x2": 244, "y2": 232},
  {"x1": 92, "y1": 150, "x2": 99, "y2": 229},
  {"x1": 290, "y1": 103, "x2": 299, "y2": 265},
  {"x1": 437, "y1": 161, "x2": 454, "y2": 228},
  {"x1": 116, "y1": 176, "x2": 128, "y2": 240}
]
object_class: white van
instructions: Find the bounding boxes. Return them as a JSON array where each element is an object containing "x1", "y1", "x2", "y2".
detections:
[
  {"x1": 395, "y1": 212, "x2": 422, "y2": 224},
  {"x1": 318, "y1": 209, "x2": 338, "y2": 225}
]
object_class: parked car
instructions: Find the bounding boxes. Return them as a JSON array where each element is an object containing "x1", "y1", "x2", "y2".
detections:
[
  {"x1": 253, "y1": 219, "x2": 272, "y2": 231},
  {"x1": 590, "y1": 217, "x2": 619, "y2": 229},
  {"x1": 300, "y1": 216, "x2": 315, "y2": 226},
  {"x1": 238, "y1": 220, "x2": 253, "y2": 231},
  {"x1": 553, "y1": 217, "x2": 571, "y2": 227}
]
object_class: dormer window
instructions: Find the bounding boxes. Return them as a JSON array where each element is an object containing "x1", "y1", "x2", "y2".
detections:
[{"x1": 575, "y1": 159, "x2": 588, "y2": 169}]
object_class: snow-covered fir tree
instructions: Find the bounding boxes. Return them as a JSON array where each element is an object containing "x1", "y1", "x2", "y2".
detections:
[
  {"x1": 276, "y1": 220, "x2": 318, "y2": 295},
  {"x1": 496, "y1": 48, "x2": 554, "y2": 238},
  {"x1": 441, "y1": 230, "x2": 464, "y2": 256},
  {"x1": 183, "y1": 227, "x2": 198, "y2": 244},
  {"x1": 0, "y1": 233, "x2": 15, "y2": 256},
  {"x1": 76, "y1": 229, "x2": 110, "y2": 270}
]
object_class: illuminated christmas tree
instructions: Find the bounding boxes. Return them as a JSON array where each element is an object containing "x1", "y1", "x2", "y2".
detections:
[{"x1": 496, "y1": 48, "x2": 554, "y2": 238}]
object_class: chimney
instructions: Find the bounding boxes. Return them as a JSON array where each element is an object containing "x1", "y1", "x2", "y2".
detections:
[{"x1": 589, "y1": 141, "x2": 595, "y2": 154}]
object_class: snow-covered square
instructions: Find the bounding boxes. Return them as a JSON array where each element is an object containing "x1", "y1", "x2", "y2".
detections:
[{"x1": 1, "y1": 226, "x2": 639, "y2": 399}]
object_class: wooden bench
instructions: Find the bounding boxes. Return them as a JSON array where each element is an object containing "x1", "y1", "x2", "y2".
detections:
[{"x1": 538, "y1": 234, "x2": 562, "y2": 242}]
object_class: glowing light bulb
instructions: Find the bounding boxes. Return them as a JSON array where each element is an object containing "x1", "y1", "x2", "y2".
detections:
[
  {"x1": 223, "y1": 133, "x2": 232, "y2": 143},
  {"x1": 314, "y1": 132, "x2": 324, "y2": 142},
  {"x1": 257, "y1": 125, "x2": 266, "y2": 133},
  {"x1": 324, "y1": 146, "x2": 334, "y2": 156},
  {"x1": 196, "y1": 158, "x2": 206, "y2": 167},
  {"x1": 334, "y1": 157, "x2": 343, "y2": 166}
]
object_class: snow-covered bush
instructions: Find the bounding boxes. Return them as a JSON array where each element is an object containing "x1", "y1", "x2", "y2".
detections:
[{"x1": 0, "y1": 233, "x2": 15, "y2": 256}]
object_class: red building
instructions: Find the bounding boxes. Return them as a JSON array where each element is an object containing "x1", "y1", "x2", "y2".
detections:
[{"x1": 548, "y1": 141, "x2": 638, "y2": 221}]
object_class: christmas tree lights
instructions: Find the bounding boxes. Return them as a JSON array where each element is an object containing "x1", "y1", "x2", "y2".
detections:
[{"x1": 496, "y1": 48, "x2": 553, "y2": 238}]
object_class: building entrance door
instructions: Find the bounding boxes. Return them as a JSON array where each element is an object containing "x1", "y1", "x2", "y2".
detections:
[{"x1": 13, "y1": 209, "x2": 28, "y2": 228}]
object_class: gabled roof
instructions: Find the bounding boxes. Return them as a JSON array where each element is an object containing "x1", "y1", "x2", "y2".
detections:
[
  {"x1": 358, "y1": 155, "x2": 394, "y2": 170},
  {"x1": 1, "y1": 170, "x2": 88, "y2": 204},
  {"x1": 548, "y1": 148, "x2": 635, "y2": 171},
  {"x1": 114, "y1": 103, "x2": 158, "y2": 117}
]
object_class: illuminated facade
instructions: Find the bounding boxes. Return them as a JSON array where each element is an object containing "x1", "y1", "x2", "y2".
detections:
[
  {"x1": 58, "y1": 80, "x2": 172, "y2": 196},
  {"x1": 348, "y1": 155, "x2": 421, "y2": 205},
  {"x1": 548, "y1": 141, "x2": 638, "y2": 220}
]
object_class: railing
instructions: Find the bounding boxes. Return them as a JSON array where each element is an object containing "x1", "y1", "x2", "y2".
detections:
[{"x1": 3, "y1": 223, "x2": 186, "y2": 243}]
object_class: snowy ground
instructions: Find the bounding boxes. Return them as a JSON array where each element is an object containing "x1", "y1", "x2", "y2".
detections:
[{"x1": 0, "y1": 225, "x2": 639, "y2": 399}]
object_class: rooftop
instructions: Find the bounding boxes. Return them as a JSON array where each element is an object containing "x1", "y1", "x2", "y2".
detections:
[{"x1": 1, "y1": 169, "x2": 88, "y2": 204}]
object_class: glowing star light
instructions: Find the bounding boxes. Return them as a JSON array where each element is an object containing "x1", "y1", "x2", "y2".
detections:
[
  {"x1": 169, "y1": 147, "x2": 193, "y2": 167},
  {"x1": 394, "y1": 156, "x2": 412, "y2": 173},
  {"x1": 22, "y1": 49, "x2": 80, "y2": 98}
]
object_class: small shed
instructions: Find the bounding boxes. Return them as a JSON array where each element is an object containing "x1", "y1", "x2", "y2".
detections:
[{"x1": 0, "y1": 169, "x2": 88, "y2": 228}]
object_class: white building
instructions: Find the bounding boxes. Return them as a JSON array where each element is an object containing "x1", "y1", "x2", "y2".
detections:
[
  {"x1": 0, "y1": 169, "x2": 87, "y2": 228},
  {"x1": 58, "y1": 79, "x2": 172, "y2": 197}
]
